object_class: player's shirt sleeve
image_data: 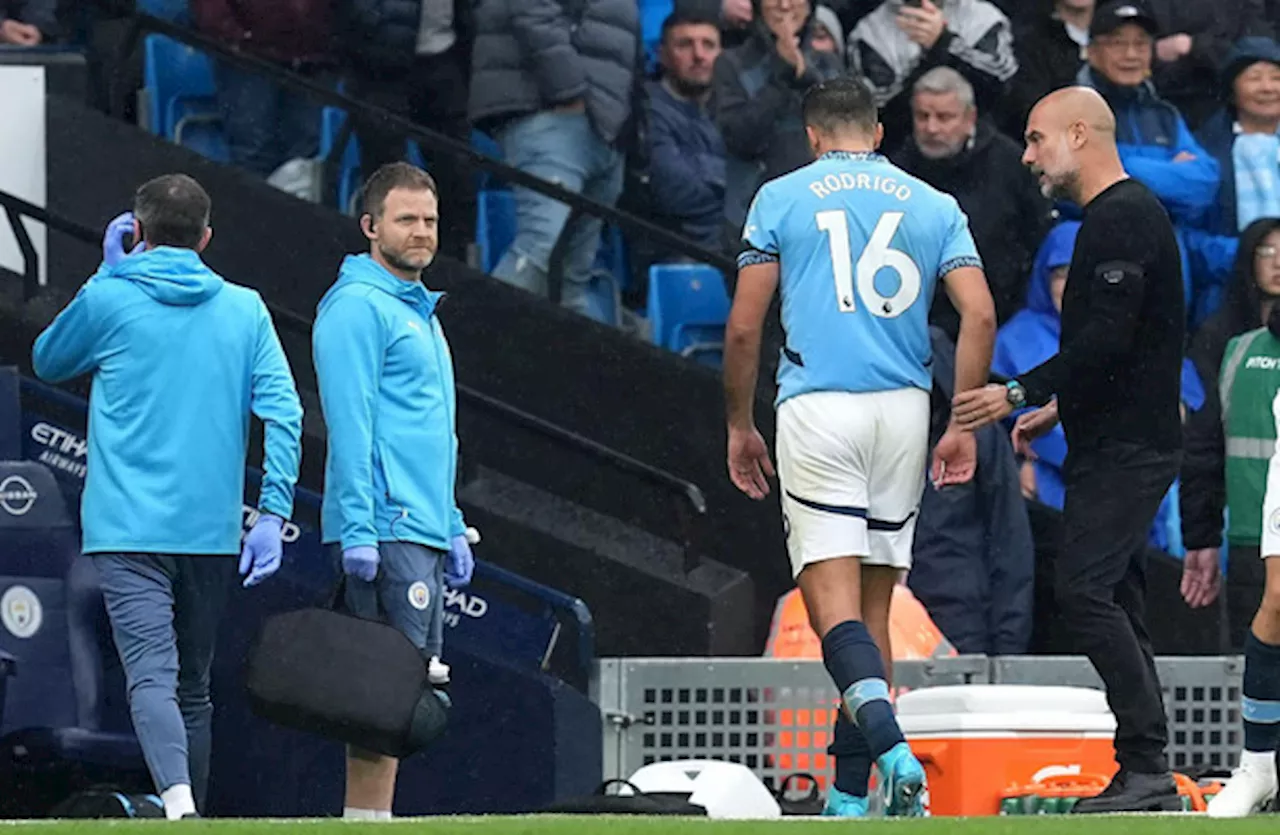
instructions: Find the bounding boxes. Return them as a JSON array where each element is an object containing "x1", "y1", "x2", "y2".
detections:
[
  {"x1": 737, "y1": 184, "x2": 780, "y2": 269},
  {"x1": 937, "y1": 198, "x2": 984, "y2": 279},
  {"x1": 1261, "y1": 390, "x2": 1280, "y2": 558}
]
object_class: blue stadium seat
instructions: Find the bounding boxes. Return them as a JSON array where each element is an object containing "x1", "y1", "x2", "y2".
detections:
[
  {"x1": 0, "y1": 460, "x2": 143, "y2": 774},
  {"x1": 177, "y1": 120, "x2": 231, "y2": 164},
  {"x1": 319, "y1": 105, "x2": 453, "y2": 214},
  {"x1": 476, "y1": 188, "x2": 516, "y2": 275},
  {"x1": 477, "y1": 189, "x2": 621, "y2": 325},
  {"x1": 640, "y1": 0, "x2": 673, "y2": 74},
  {"x1": 0, "y1": 462, "x2": 85, "y2": 734},
  {"x1": 471, "y1": 130, "x2": 503, "y2": 190},
  {"x1": 594, "y1": 225, "x2": 631, "y2": 298},
  {"x1": 136, "y1": 0, "x2": 190, "y2": 24},
  {"x1": 319, "y1": 107, "x2": 363, "y2": 214},
  {"x1": 142, "y1": 34, "x2": 222, "y2": 150},
  {"x1": 647, "y1": 263, "x2": 730, "y2": 366}
]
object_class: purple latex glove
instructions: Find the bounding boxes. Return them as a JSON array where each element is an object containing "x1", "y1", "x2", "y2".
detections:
[
  {"x1": 445, "y1": 534, "x2": 474, "y2": 588},
  {"x1": 102, "y1": 211, "x2": 144, "y2": 267},
  {"x1": 343, "y1": 545, "x2": 379, "y2": 582},
  {"x1": 239, "y1": 513, "x2": 284, "y2": 588}
]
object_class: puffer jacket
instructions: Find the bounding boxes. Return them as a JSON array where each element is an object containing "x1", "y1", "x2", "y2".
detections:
[
  {"x1": 340, "y1": 0, "x2": 474, "y2": 71},
  {"x1": 468, "y1": 0, "x2": 639, "y2": 144}
]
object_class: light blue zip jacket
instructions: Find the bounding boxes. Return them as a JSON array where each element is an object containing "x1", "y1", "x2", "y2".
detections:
[
  {"x1": 31, "y1": 247, "x2": 303, "y2": 555},
  {"x1": 313, "y1": 254, "x2": 466, "y2": 552}
]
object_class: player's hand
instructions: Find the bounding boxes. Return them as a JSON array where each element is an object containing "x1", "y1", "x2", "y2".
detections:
[
  {"x1": 445, "y1": 533, "x2": 475, "y2": 589},
  {"x1": 102, "y1": 211, "x2": 143, "y2": 267},
  {"x1": 896, "y1": 0, "x2": 946, "y2": 50},
  {"x1": 931, "y1": 426, "x2": 976, "y2": 487},
  {"x1": 239, "y1": 513, "x2": 284, "y2": 588},
  {"x1": 728, "y1": 424, "x2": 774, "y2": 500},
  {"x1": 1180, "y1": 548, "x2": 1221, "y2": 609},
  {"x1": 343, "y1": 545, "x2": 380, "y2": 582},
  {"x1": 951, "y1": 384, "x2": 1012, "y2": 431},
  {"x1": 1011, "y1": 400, "x2": 1060, "y2": 458}
]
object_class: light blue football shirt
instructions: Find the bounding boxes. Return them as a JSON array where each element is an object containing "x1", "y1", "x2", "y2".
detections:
[{"x1": 739, "y1": 151, "x2": 982, "y2": 406}]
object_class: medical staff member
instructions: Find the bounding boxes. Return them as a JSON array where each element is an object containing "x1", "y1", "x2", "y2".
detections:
[
  {"x1": 313, "y1": 162, "x2": 474, "y2": 820},
  {"x1": 31, "y1": 173, "x2": 303, "y2": 820}
]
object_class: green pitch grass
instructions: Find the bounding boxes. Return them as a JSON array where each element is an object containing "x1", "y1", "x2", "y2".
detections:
[{"x1": 0, "y1": 816, "x2": 1276, "y2": 835}]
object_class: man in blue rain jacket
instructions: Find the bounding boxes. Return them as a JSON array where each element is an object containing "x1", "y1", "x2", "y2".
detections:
[
  {"x1": 312, "y1": 162, "x2": 474, "y2": 821},
  {"x1": 30, "y1": 173, "x2": 303, "y2": 819}
]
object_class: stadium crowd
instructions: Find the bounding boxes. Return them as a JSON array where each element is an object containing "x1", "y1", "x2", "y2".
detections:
[{"x1": 7, "y1": 0, "x2": 1280, "y2": 657}]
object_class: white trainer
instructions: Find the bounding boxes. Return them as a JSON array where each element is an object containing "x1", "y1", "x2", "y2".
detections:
[{"x1": 1208, "y1": 751, "x2": 1278, "y2": 818}]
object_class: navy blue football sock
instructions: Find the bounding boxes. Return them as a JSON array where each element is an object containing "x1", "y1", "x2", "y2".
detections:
[
  {"x1": 821, "y1": 620, "x2": 905, "y2": 759},
  {"x1": 830, "y1": 709, "x2": 873, "y2": 797},
  {"x1": 1243, "y1": 630, "x2": 1280, "y2": 752}
]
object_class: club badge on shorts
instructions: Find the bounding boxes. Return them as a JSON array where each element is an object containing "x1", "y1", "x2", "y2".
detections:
[
  {"x1": 408, "y1": 581, "x2": 431, "y2": 611},
  {"x1": 1270, "y1": 508, "x2": 1280, "y2": 536}
]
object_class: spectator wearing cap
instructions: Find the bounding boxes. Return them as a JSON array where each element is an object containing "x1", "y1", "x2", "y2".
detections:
[
  {"x1": 1197, "y1": 37, "x2": 1280, "y2": 235},
  {"x1": 1008, "y1": 0, "x2": 1093, "y2": 136},
  {"x1": 1143, "y1": 0, "x2": 1273, "y2": 131},
  {"x1": 890, "y1": 66, "x2": 1051, "y2": 338},
  {"x1": 0, "y1": 0, "x2": 55, "y2": 45},
  {"x1": 848, "y1": 0, "x2": 1018, "y2": 152},
  {"x1": 1075, "y1": 1, "x2": 1220, "y2": 230}
]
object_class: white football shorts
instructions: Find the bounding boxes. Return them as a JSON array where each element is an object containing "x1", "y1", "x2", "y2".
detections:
[{"x1": 775, "y1": 388, "x2": 930, "y2": 578}]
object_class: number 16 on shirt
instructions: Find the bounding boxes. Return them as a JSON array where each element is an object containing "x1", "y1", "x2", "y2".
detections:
[{"x1": 816, "y1": 210, "x2": 922, "y2": 319}]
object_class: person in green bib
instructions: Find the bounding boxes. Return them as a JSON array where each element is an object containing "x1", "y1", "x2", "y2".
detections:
[
  {"x1": 1181, "y1": 218, "x2": 1280, "y2": 639},
  {"x1": 1177, "y1": 218, "x2": 1280, "y2": 818}
]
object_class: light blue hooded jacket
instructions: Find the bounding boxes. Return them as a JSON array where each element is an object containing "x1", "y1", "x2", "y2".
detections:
[
  {"x1": 31, "y1": 247, "x2": 303, "y2": 555},
  {"x1": 313, "y1": 254, "x2": 466, "y2": 552}
]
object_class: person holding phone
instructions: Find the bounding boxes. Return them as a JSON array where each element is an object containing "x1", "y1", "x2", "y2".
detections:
[
  {"x1": 31, "y1": 174, "x2": 303, "y2": 819},
  {"x1": 847, "y1": 0, "x2": 1019, "y2": 150}
]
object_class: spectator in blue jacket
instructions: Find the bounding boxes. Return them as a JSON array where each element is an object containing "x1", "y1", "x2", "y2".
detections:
[
  {"x1": 30, "y1": 174, "x2": 303, "y2": 819},
  {"x1": 992, "y1": 220, "x2": 1205, "y2": 554},
  {"x1": 313, "y1": 163, "x2": 472, "y2": 821},
  {"x1": 1196, "y1": 37, "x2": 1280, "y2": 236},
  {"x1": 1076, "y1": 1, "x2": 1221, "y2": 230},
  {"x1": 644, "y1": 10, "x2": 727, "y2": 252}
]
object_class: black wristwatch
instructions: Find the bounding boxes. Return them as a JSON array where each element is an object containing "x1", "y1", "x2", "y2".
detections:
[{"x1": 1005, "y1": 380, "x2": 1027, "y2": 409}]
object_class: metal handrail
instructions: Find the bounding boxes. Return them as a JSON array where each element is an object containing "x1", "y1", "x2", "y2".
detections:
[{"x1": 117, "y1": 12, "x2": 738, "y2": 276}]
